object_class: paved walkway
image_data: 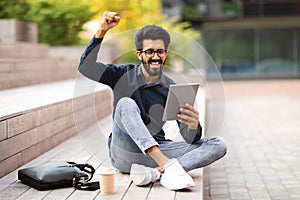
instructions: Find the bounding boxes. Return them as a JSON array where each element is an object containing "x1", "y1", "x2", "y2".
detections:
[{"x1": 204, "y1": 80, "x2": 300, "y2": 200}]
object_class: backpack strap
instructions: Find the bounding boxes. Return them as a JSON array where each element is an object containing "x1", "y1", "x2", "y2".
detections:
[
  {"x1": 67, "y1": 162, "x2": 100, "y2": 191},
  {"x1": 73, "y1": 181, "x2": 100, "y2": 191}
]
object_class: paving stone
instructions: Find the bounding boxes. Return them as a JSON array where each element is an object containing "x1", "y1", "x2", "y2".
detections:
[{"x1": 205, "y1": 80, "x2": 300, "y2": 200}]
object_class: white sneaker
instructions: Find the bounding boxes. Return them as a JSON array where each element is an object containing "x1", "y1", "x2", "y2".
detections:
[
  {"x1": 130, "y1": 164, "x2": 161, "y2": 186},
  {"x1": 160, "y1": 159, "x2": 195, "y2": 190}
]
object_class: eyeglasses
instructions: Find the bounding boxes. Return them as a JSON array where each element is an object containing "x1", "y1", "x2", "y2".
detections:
[{"x1": 140, "y1": 49, "x2": 167, "y2": 58}]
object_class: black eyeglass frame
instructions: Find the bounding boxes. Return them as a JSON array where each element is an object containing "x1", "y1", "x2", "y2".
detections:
[{"x1": 139, "y1": 48, "x2": 168, "y2": 58}]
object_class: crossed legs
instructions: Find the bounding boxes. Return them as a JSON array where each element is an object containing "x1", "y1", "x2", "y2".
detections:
[{"x1": 108, "y1": 97, "x2": 227, "y2": 173}]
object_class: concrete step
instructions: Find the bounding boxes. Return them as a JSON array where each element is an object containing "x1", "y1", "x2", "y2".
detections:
[
  {"x1": 0, "y1": 79, "x2": 113, "y2": 178},
  {"x1": 0, "y1": 43, "x2": 49, "y2": 59},
  {"x1": 0, "y1": 58, "x2": 78, "y2": 90},
  {"x1": 0, "y1": 42, "x2": 117, "y2": 90},
  {"x1": 0, "y1": 118, "x2": 204, "y2": 200}
]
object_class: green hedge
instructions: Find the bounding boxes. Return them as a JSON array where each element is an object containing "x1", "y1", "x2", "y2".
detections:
[{"x1": 0, "y1": 0, "x2": 97, "y2": 46}]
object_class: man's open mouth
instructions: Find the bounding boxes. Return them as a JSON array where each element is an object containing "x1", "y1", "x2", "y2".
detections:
[{"x1": 149, "y1": 59, "x2": 162, "y2": 65}]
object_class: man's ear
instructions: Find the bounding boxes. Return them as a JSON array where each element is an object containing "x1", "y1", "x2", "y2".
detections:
[{"x1": 136, "y1": 51, "x2": 142, "y2": 61}]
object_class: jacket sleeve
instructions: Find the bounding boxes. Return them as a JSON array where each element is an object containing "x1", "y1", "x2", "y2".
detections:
[
  {"x1": 78, "y1": 36, "x2": 126, "y2": 88},
  {"x1": 178, "y1": 121, "x2": 202, "y2": 144},
  {"x1": 78, "y1": 36, "x2": 108, "y2": 82}
]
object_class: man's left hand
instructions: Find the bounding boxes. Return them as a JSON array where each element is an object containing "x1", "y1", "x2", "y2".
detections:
[{"x1": 177, "y1": 103, "x2": 199, "y2": 130}]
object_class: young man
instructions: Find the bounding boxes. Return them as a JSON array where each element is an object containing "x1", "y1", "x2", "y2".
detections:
[{"x1": 78, "y1": 11, "x2": 227, "y2": 190}]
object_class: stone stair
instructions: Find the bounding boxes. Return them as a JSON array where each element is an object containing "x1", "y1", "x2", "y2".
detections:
[
  {"x1": 0, "y1": 42, "x2": 79, "y2": 90},
  {"x1": 0, "y1": 25, "x2": 114, "y2": 178}
]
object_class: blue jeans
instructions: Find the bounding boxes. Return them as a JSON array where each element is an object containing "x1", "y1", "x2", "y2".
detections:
[{"x1": 108, "y1": 97, "x2": 227, "y2": 173}]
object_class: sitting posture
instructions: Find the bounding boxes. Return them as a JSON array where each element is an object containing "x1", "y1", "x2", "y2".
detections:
[{"x1": 78, "y1": 11, "x2": 227, "y2": 190}]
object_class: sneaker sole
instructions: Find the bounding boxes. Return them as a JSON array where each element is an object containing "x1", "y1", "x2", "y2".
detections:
[{"x1": 160, "y1": 178, "x2": 195, "y2": 190}]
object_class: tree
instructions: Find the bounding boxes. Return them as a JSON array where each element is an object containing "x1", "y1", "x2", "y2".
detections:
[
  {"x1": 87, "y1": 0, "x2": 200, "y2": 65},
  {"x1": 25, "y1": 0, "x2": 97, "y2": 45},
  {"x1": 0, "y1": 0, "x2": 97, "y2": 45},
  {"x1": 89, "y1": 0, "x2": 199, "y2": 38},
  {"x1": 89, "y1": 0, "x2": 162, "y2": 34},
  {"x1": 0, "y1": 0, "x2": 30, "y2": 20}
]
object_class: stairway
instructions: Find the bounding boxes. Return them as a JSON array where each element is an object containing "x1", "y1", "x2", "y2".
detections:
[{"x1": 0, "y1": 34, "x2": 113, "y2": 178}]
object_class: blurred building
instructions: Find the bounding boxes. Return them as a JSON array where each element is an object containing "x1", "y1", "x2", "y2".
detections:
[{"x1": 162, "y1": 0, "x2": 300, "y2": 79}]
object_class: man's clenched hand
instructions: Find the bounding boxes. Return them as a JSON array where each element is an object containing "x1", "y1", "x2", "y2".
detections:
[{"x1": 95, "y1": 11, "x2": 120, "y2": 38}]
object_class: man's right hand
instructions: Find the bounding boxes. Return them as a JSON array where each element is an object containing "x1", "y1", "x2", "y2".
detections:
[{"x1": 95, "y1": 11, "x2": 120, "y2": 38}]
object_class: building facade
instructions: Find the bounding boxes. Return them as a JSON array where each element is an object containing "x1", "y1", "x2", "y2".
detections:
[{"x1": 162, "y1": 0, "x2": 300, "y2": 79}]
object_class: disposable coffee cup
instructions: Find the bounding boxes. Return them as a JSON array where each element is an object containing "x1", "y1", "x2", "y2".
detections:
[{"x1": 99, "y1": 167, "x2": 116, "y2": 195}]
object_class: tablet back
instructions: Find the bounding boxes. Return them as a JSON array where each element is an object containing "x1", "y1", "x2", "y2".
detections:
[{"x1": 162, "y1": 83, "x2": 199, "y2": 121}]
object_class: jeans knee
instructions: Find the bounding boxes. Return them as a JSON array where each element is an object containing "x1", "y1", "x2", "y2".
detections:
[
  {"x1": 215, "y1": 136, "x2": 227, "y2": 157},
  {"x1": 116, "y1": 97, "x2": 139, "y2": 114},
  {"x1": 117, "y1": 97, "x2": 136, "y2": 108}
]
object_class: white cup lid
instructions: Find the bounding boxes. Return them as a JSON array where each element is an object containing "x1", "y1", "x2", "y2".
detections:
[{"x1": 99, "y1": 166, "x2": 116, "y2": 175}]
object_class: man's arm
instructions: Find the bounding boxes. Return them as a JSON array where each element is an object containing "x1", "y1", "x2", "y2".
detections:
[{"x1": 78, "y1": 12, "x2": 120, "y2": 82}]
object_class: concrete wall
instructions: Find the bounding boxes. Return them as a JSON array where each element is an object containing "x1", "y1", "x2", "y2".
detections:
[{"x1": 0, "y1": 19, "x2": 38, "y2": 43}]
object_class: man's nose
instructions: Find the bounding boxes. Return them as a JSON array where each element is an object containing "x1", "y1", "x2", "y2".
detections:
[{"x1": 152, "y1": 52, "x2": 160, "y2": 59}]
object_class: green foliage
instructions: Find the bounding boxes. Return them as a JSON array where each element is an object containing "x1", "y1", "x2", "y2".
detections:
[
  {"x1": 25, "y1": 0, "x2": 97, "y2": 45},
  {"x1": 0, "y1": 0, "x2": 97, "y2": 45},
  {"x1": 181, "y1": 3, "x2": 201, "y2": 20},
  {"x1": 0, "y1": 0, "x2": 200, "y2": 50},
  {"x1": 92, "y1": 0, "x2": 201, "y2": 67},
  {"x1": 93, "y1": 0, "x2": 200, "y2": 40},
  {"x1": 92, "y1": 0, "x2": 165, "y2": 35},
  {"x1": 0, "y1": 0, "x2": 30, "y2": 20}
]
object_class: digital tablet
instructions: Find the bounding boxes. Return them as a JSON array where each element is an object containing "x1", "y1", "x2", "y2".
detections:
[{"x1": 162, "y1": 83, "x2": 200, "y2": 121}]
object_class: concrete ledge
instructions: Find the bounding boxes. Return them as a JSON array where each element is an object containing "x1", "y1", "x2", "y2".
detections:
[
  {"x1": 0, "y1": 43, "x2": 49, "y2": 59},
  {"x1": 0, "y1": 79, "x2": 113, "y2": 178},
  {"x1": 0, "y1": 58, "x2": 78, "y2": 90},
  {"x1": 0, "y1": 42, "x2": 117, "y2": 90},
  {"x1": 0, "y1": 19, "x2": 38, "y2": 44}
]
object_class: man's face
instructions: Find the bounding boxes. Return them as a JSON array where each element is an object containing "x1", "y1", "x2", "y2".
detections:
[{"x1": 136, "y1": 39, "x2": 168, "y2": 77}]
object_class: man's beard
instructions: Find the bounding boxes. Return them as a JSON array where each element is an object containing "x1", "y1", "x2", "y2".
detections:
[{"x1": 142, "y1": 57, "x2": 165, "y2": 77}]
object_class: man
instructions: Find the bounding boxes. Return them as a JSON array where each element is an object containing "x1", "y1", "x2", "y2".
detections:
[{"x1": 78, "y1": 11, "x2": 227, "y2": 190}]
